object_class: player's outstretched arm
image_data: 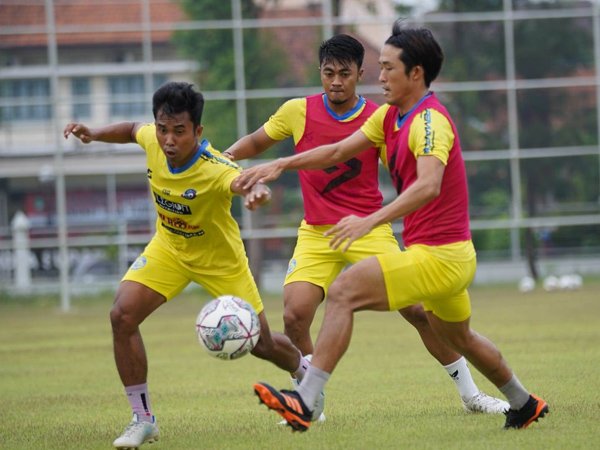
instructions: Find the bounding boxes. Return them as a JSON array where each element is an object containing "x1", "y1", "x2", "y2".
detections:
[
  {"x1": 63, "y1": 122, "x2": 142, "y2": 144},
  {"x1": 236, "y1": 130, "x2": 373, "y2": 189},
  {"x1": 223, "y1": 127, "x2": 279, "y2": 161},
  {"x1": 325, "y1": 155, "x2": 445, "y2": 251},
  {"x1": 232, "y1": 160, "x2": 285, "y2": 192}
]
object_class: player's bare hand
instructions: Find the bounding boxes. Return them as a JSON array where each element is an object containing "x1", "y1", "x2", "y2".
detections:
[
  {"x1": 236, "y1": 160, "x2": 284, "y2": 190},
  {"x1": 324, "y1": 215, "x2": 373, "y2": 252},
  {"x1": 244, "y1": 183, "x2": 272, "y2": 211},
  {"x1": 63, "y1": 123, "x2": 94, "y2": 143}
]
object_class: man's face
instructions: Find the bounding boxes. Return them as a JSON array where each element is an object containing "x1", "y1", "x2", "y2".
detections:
[
  {"x1": 155, "y1": 108, "x2": 202, "y2": 168},
  {"x1": 320, "y1": 60, "x2": 363, "y2": 106},
  {"x1": 378, "y1": 45, "x2": 415, "y2": 107}
]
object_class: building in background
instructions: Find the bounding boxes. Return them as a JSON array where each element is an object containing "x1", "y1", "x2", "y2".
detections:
[
  {"x1": 1, "y1": 0, "x2": 599, "y2": 294},
  {"x1": 0, "y1": 1, "x2": 197, "y2": 240}
]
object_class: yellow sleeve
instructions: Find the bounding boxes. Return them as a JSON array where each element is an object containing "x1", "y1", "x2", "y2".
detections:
[
  {"x1": 205, "y1": 142, "x2": 242, "y2": 195},
  {"x1": 359, "y1": 105, "x2": 389, "y2": 169},
  {"x1": 408, "y1": 108, "x2": 455, "y2": 165},
  {"x1": 205, "y1": 143, "x2": 243, "y2": 170},
  {"x1": 134, "y1": 123, "x2": 156, "y2": 150},
  {"x1": 360, "y1": 104, "x2": 390, "y2": 149},
  {"x1": 263, "y1": 98, "x2": 307, "y2": 144}
]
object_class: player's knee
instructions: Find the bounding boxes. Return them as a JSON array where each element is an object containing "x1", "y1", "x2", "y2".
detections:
[
  {"x1": 399, "y1": 304, "x2": 429, "y2": 329},
  {"x1": 283, "y1": 306, "x2": 308, "y2": 333},
  {"x1": 109, "y1": 303, "x2": 138, "y2": 334},
  {"x1": 327, "y1": 277, "x2": 355, "y2": 309},
  {"x1": 109, "y1": 305, "x2": 125, "y2": 332}
]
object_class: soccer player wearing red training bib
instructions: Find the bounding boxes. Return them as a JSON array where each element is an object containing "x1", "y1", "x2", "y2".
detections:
[
  {"x1": 238, "y1": 27, "x2": 548, "y2": 432},
  {"x1": 226, "y1": 34, "x2": 508, "y2": 423}
]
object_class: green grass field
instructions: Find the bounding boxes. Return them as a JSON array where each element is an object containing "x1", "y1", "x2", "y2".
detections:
[{"x1": 1, "y1": 280, "x2": 599, "y2": 449}]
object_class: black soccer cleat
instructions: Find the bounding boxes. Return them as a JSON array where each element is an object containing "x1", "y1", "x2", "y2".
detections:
[
  {"x1": 254, "y1": 382, "x2": 312, "y2": 432},
  {"x1": 504, "y1": 394, "x2": 549, "y2": 429}
]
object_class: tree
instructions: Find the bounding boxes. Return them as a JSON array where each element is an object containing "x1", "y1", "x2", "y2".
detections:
[
  {"x1": 514, "y1": 8, "x2": 595, "y2": 277},
  {"x1": 173, "y1": 1, "x2": 303, "y2": 146}
]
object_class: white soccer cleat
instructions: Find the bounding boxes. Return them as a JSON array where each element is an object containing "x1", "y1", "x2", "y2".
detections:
[
  {"x1": 462, "y1": 392, "x2": 510, "y2": 414},
  {"x1": 113, "y1": 414, "x2": 159, "y2": 449}
]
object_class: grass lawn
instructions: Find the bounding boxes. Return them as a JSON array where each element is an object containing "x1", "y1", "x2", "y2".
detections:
[{"x1": 1, "y1": 279, "x2": 599, "y2": 449}]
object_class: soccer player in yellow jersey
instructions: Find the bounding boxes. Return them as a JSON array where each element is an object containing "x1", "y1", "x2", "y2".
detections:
[
  {"x1": 239, "y1": 26, "x2": 548, "y2": 431},
  {"x1": 63, "y1": 82, "x2": 308, "y2": 449},
  {"x1": 225, "y1": 34, "x2": 507, "y2": 421}
]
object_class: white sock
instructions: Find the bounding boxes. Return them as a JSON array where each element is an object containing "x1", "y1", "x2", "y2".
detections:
[
  {"x1": 297, "y1": 365, "x2": 329, "y2": 411},
  {"x1": 125, "y1": 383, "x2": 153, "y2": 422},
  {"x1": 443, "y1": 356, "x2": 479, "y2": 401},
  {"x1": 292, "y1": 355, "x2": 310, "y2": 382}
]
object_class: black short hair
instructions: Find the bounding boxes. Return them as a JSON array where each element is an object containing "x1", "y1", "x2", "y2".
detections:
[
  {"x1": 152, "y1": 81, "x2": 204, "y2": 127},
  {"x1": 385, "y1": 23, "x2": 443, "y2": 87},
  {"x1": 319, "y1": 34, "x2": 365, "y2": 69}
]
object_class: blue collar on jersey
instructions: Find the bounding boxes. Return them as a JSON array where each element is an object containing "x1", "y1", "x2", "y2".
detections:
[
  {"x1": 168, "y1": 139, "x2": 210, "y2": 174},
  {"x1": 396, "y1": 92, "x2": 432, "y2": 129},
  {"x1": 322, "y1": 93, "x2": 366, "y2": 121}
]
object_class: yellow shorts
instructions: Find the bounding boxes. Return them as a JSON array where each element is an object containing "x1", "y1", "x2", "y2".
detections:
[
  {"x1": 285, "y1": 220, "x2": 401, "y2": 297},
  {"x1": 122, "y1": 235, "x2": 264, "y2": 314},
  {"x1": 377, "y1": 241, "x2": 477, "y2": 322}
]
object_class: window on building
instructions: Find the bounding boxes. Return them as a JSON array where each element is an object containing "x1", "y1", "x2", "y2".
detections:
[
  {"x1": 71, "y1": 77, "x2": 91, "y2": 119},
  {"x1": 0, "y1": 79, "x2": 51, "y2": 122},
  {"x1": 108, "y1": 75, "x2": 167, "y2": 117}
]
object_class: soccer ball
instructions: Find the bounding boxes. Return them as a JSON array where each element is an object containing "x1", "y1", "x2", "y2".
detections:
[
  {"x1": 543, "y1": 275, "x2": 559, "y2": 291},
  {"x1": 558, "y1": 274, "x2": 583, "y2": 290},
  {"x1": 195, "y1": 295, "x2": 260, "y2": 360},
  {"x1": 518, "y1": 276, "x2": 535, "y2": 293}
]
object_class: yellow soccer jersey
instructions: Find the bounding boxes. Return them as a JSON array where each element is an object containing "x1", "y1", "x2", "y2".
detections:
[
  {"x1": 263, "y1": 95, "x2": 371, "y2": 144},
  {"x1": 361, "y1": 104, "x2": 455, "y2": 169},
  {"x1": 136, "y1": 124, "x2": 246, "y2": 274}
]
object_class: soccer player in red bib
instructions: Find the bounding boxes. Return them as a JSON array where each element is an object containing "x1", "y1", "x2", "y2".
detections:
[
  {"x1": 225, "y1": 34, "x2": 508, "y2": 422},
  {"x1": 238, "y1": 27, "x2": 548, "y2": 431}
]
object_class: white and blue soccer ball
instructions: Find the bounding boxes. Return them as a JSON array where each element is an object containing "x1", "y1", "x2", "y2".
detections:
[{"x1": 195, "y1": 295, "x2": 260, "y2": 360}]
